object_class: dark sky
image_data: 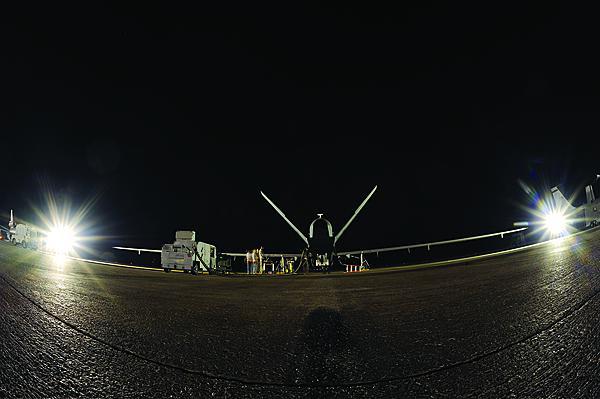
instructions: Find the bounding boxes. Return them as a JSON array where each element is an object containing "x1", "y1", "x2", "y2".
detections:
[{"x1": 1, "y1": 4, "x2": 599, "y2": 255}]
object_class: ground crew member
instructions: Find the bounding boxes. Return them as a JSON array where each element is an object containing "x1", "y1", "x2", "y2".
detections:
[
  {"x1": 252, "y1": 249, "x2": 259, "y2": 274},
  {"x1": 247, "y1": 250, "x2": 257, "y2": 274}
]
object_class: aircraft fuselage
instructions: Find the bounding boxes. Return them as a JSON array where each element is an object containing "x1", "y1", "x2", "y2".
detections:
[{"x1": 307, "y1": 215, "x2": 336, "y2": 270}]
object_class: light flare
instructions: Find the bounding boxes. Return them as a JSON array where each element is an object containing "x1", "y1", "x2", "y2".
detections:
[
  {"x1": 543, "y1": 211, "x2": 568, "y2": 237},
  {"x1": 29, "y1": 186, "x2": 102, "y2": 260},
  {"x1": 516, "y1": 180, "x2": 579, "y2": 242},
  {"x1": 46, "y1": 224, "x2": 77, "y2": 255}
]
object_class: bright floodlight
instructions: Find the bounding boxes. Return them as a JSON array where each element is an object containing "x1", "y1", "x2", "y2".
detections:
[
  {"x1": 46, "y1": 225, "x2": 76, "y2": 255},
  {"x1": 544, "y1": 211, "x2": 567, "y2": 237}
]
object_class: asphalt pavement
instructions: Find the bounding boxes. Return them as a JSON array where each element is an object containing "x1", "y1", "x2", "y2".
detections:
[{"x1": 1, "y1": 230, "x2": 599, "y2": 398}]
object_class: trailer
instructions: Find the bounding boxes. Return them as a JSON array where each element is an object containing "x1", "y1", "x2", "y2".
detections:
[
  {"x1": 12, "y1": 224, "x2": 42, "y2": 250},
  {"x1": 160, "y1": 231, "x2": 217, "y2": 274}
]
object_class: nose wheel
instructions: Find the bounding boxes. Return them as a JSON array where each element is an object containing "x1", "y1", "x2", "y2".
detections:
[{"x1": 296, "y1": 249, "x2": 335, "y2": 273}]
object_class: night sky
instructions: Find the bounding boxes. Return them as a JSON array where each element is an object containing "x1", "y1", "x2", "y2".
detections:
[{"x1": 2, "y1": 4, "x2": 599, "y2": 257}]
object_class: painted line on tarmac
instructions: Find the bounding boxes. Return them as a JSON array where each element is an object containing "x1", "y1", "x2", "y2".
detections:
[
  {"x1": 67, "y1": 255, "x2": 167, "y2": 272},
  {"x1": 63, "y1": 254, "x2": 188, "y2": 273},
  {"x1": 364, "y1": 232, "x2": 589, "y2": 275},
  {"x1": 0, "y1": 245, "x2": 167, "y2": 272}
]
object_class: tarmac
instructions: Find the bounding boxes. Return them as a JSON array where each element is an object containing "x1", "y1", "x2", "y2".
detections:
[{"x1": 1, "y1": 229, "x2": 599, "y2": 398}]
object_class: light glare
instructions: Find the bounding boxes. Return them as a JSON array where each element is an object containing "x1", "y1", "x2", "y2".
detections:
[
  {"x1": 46, "y1": 225, "x2": 77, "y2": 255},
  {"x1": 544, "y1": 212, "x2": 567, "y2": 237}
]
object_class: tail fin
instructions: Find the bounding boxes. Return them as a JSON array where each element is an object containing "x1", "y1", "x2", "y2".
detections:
[
  {"x1": 334, "y1": 185, "x2": 378, "y2": 245},
  {"x1": 261, "y1": 191, "x2": 309, "y2": 245},
  {"x1": 586, "y1": 185, "x2": 596, "y2": 204},
  {"x1": 8, "y1": 209, "x2": 14, "y2": 229},
  {"x1": 551, "y1": 187, "x2": 577, "y2": 213}
]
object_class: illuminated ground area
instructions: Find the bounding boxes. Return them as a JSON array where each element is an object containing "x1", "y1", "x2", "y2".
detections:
[{"x1": 1, "y1": 231, "x2": 599, "y2": 398}]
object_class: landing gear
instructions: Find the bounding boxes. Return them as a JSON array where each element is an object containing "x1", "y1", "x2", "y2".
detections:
[
  {"x1": 295, "y1": 248, "x2": 310, "y2": 274},
  {"x1": 163, "y1": 268, "x2": 171, "y2": 273},
  {"x1": 315, "y1": 253, "x2": 332, "y2": 273},
  {"x1": 190, "y1": 263, "x2": 198, "y2": 275},
  {"x1": 296, "y1": 249, "x2": 336, "y2": 273}
]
